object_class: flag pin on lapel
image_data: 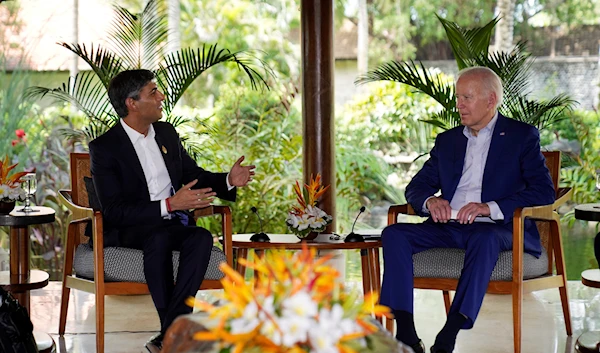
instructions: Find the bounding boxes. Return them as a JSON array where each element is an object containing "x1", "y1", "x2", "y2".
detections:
[
  {"x1": 161, "y1": 145, "x2": 167, "y2": 154},
  {"x1": 500, "y1": 132, "x2": 505, "y2": 136}
]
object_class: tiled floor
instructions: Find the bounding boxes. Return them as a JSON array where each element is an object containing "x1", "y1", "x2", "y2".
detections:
[{"x1": 29, "y1": 278, "x2": 600, "y2": 353}]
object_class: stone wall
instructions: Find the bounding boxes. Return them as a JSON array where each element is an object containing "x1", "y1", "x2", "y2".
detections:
[
  {"x1": 422, "y1": 57, "x2": 600, "y2": 110},
  {"x1": 335, "y1": 57, "x2": 600, "y2": 110}
]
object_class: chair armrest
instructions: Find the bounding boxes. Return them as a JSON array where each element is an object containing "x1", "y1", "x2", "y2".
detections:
[
  {"x1": 192, "y1": 205, "x2": 234, "y2": 267},
  {"x1": 387, "y1": 204, "x2": 417, "y2": 225},
  {"x1": 553, "y1": 187, "x2": 572, "y2": 209},
  {"x1": 58, "y1": 189, "x2": 94, "y2": 221}
]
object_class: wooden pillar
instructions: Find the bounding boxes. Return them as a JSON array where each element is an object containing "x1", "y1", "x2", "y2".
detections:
[{"x1": 301, "y1": 0, "x2": 335, "y2": 231}]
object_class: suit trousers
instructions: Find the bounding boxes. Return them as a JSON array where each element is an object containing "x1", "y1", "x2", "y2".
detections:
[
  {"x1": 380, "y1": 220, "x2": 513, "y2": 329},
  {"x1": 119, "y1": 219, "x2": 213, "y2": 333}
]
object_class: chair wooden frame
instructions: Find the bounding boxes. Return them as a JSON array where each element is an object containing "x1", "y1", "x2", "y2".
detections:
[
  {"x1": 57, "y1": 153, "x2": 233, "y2": 353},
  {"x1": 385, "y1": 151, "x2": 572, "y2": 353}
]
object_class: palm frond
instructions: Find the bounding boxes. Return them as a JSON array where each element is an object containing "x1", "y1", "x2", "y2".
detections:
[
  {"x1": 474, "y1": 42, "x2": 532, "y2": 101},
  {"x1": 107, "y1": 3, "x2": 142, "y2": 68},
  {"x1": 57, "y1": 43, "x2": 124, "y2": 88},
  {"x1": 140, "y1": 0, "x2": 168, "y2": 69},
  {"x1": 421, "y1": 109, "x2": 461, "y2": 130},
  {"x1": 356, "y1": 60, "x2": 455, "y2": 111},
  {"x1": 502, "y1": 94, "x2": 577, "y2": 130},
  {"x1": 156, "y1": 45, "x2": 272, "y2": 115},
  {"x1": 438, "y1": 16, "x2": 499, "y2": 70},
  {"x1": 107, "y1": 0, "x2": 168, "y2": 70},
  {"x1": 25, "y1": 71, "x2": 118, "y2": 130}
]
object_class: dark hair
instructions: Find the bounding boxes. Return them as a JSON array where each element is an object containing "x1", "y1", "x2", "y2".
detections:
[{"x1": 108, "y1": 69, "x2": 156, "y2": 118}]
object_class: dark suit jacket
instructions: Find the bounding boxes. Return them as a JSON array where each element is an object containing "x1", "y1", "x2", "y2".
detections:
[
  {"x1": 89, "y1": 121, "x2": 236, "y2": 247},
  {"x1": 406, "y1": 114, "x2": 555, "y2": 256}
]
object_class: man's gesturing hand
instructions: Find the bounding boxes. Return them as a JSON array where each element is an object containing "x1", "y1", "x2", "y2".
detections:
[
  {"x1": 426, "y1": 197, "x2": 452, "y2": 223},
  {"x1": 456, "y1": 202, "x2": 490, "y2": 224},
  {"x1": 168, "y1": 179, "x2": 216, "y2": 211},
  {"x1": 228, "y1": 156, "x2": 256, "y2": 187}
]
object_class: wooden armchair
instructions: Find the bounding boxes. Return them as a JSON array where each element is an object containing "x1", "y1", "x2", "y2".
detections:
[
  {"x1": 58, "y1": 153, "x2": 233, "y2": 353},
  {"x1": 385, "y1": 151, "x2": 572, "y2": 353}
]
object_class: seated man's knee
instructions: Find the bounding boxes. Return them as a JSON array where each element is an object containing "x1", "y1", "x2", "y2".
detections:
[{"x1": 382, "y1": 223, "x2": 414, "y2": 247}]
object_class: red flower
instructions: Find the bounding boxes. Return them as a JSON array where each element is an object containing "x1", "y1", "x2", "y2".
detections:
[
  {"x1": 15, "y1": 129, "x2": 26, "y2": 139},
  {"x1": 11, "y1": 140, "x2": 19, "y2": 146}
]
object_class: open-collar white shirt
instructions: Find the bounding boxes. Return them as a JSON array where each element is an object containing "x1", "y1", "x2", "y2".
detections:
[{"x1": 120, "y1": 119, "x2": 172, "y2": 217}]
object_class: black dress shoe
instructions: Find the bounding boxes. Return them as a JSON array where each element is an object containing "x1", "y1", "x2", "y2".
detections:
[
  {"x1": 409, "y1": 340, "x2": 426, "y2": 353},
  {"x1": 145, "y1": 333, "x2": 164, "y2": 353}
]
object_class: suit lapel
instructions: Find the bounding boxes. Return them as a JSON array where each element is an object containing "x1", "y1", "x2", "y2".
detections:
[
  {"x1": 114, "y1": 123, "x2": 147, "y2": 184},
  {"x1": 448, "y1": 129, "x2": 468, "y2": 199},
  {"x1": 483, "y1": 114, "x2": 507, "y2": 186}
]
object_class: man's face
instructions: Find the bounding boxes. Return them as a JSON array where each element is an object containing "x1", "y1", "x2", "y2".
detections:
[
  {"x1": 455, "y1": 74, "x2": 497, "y2": 131},
  {"x1": 131, "y1": 81, "x2": 165, "y2": 123}
]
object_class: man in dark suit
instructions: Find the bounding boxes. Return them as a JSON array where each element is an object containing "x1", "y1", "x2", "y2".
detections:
[
  {"x1": 89, "y1": 69, "x2": 255, "y2": 352},
  {"x1": 380, "y1": 66, "x2": 555, "y2": 353}
]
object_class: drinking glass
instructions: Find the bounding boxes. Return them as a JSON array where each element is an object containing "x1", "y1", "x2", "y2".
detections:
[{"x1": 19, "y1": 173, "x2": 38, "y2": 213}]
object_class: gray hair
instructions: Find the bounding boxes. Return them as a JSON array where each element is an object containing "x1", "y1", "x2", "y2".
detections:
[{"x1": 456, "y1": 66, "x2": 504, "y2": 109}]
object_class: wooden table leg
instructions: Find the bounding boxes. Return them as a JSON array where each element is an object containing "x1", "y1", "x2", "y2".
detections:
[
  {"x1": 235, "y1": 248, "x2": 248, "y2": 278},
  {"x1": 360, "y1": 249, "x2": 371, "y2": 297},
  {"x1": 10, "y1": 225, "x2": 30, "y2": 311}
]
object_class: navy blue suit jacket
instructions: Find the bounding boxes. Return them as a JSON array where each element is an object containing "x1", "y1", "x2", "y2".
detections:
[
  {"x1": 406, "y1": 114, "x2": 555, "y2": 256},
  {"x1": 89, "y1": 121, "x2": 236, "y2": 247}
]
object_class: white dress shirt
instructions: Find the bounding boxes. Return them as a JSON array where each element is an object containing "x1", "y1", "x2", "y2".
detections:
[
  {"x1": 423, "y1": 112, "x2": 504, "y2": 222},
  {"x1": 120, "y1": 119, "x2": 172, "y2": 217}
]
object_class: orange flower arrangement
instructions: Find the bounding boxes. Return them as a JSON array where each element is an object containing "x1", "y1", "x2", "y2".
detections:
[
  {"x1": 0, "y1": 156, "x2": 27, "y2": 203},
  {"x1": 190, "y1": 245, "x2": 392, "y2": 353},
  {"x1": 287, "y1": 174, "x2": 333, "y2": 238}
]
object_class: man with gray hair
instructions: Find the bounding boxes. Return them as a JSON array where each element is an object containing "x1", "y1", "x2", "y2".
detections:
[{"x1": 380, "y1": 66, "x2": 555, "y2": 353}]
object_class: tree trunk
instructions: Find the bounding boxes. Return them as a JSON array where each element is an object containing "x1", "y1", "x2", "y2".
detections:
[
  {"x1": 69, "y1": 0, "x2": 79, "y2": 92},
  {"x1": 494, "y1": 0, "x2": 516, "y2": 53},
  {"x1": 167, "y1": 0, "x2": 180, "y2": 54},
  {"x1": 357, "y1": 0, "x2": 368, "y2": 73}
]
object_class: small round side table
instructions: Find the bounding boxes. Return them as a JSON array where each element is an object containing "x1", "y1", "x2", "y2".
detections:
[
  {"x1": 0, "y1": 206, "x2": 56, "y2": 353},
  {"x1": 574, "y1": 204, "x2": 600, "y2": 353}
]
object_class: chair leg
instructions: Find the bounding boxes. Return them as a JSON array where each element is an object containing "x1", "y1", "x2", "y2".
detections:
[
  {"x1": 512, "y1": 286, "x2": 522, "y2": 353},
  {"x1": 385, "y1": 317, "x2": 395, "y2": 334},
  {"x1": 58, "y1": 285, "x2": 70, "y2": 335},
  {"x1": 558, "y1": 285, "x2": 572, "y2": 336},
  {"x1": 59, "y1": 223, "x2": 77, "y2": 335},
  {"x1": 96, "y1": 291, "x2": 105, "y2": 353},
  {"x1": 551, "y1": 218, "x2": 572, "y2": 336},
  {"x1": 442, "y1": 290, "x2": 451, "y2": 315}
]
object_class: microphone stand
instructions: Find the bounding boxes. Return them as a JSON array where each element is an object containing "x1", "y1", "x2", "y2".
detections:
[
  {"x1": 250, "y1": 207, "x2": 270, "y2": 242},
  {"x1": 344, "y1": 206, "x2": 366, "y2": 243}
]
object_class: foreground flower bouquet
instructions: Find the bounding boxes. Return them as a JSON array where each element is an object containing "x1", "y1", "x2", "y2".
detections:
[
  {"x1": 190, "y1": 245, "x2": 394, "y2": 353},
  {"x1": 286, "y1": 174, "x2": 333, "y2": 239}
]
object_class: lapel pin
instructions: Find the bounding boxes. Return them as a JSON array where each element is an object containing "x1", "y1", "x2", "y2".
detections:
[
  {"x1": 161, "y1": 145, "x2": 168, "y2": 154},
  {"x1": 500, "y1": 132, "x2": 505, "y2": 136}
]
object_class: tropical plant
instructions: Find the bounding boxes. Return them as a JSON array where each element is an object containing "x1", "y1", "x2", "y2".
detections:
[
  {"x1": 25, "y1": 0, "x2": 271, "y2": 156},
  {"x1": 356, "y1": 15, "x2": 576, "y2": 132},
  {"x1": 192, "y1": 83, "x2": 303, "y2": 236}
]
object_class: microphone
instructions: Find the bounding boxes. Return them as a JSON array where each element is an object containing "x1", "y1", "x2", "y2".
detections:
[
  {"x1": 344, "y1": 206, "x2": 366, "y2": 243},
  {"x1": 249, "y1": 206, "x2": 270, "y2": 242}
]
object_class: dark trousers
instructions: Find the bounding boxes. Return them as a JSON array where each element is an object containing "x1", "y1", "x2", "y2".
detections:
[
  {"x1": 119, "y1": 220, "x2": 213, "y2": 333},
  {"x1": 380, "y1": 221, "x2": 515, "y2": 329}
]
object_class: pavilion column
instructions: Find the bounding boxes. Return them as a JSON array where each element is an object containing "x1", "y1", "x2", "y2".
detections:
[{"x1": 301, "y1": 0, "x2": 336, "y2": 231}]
